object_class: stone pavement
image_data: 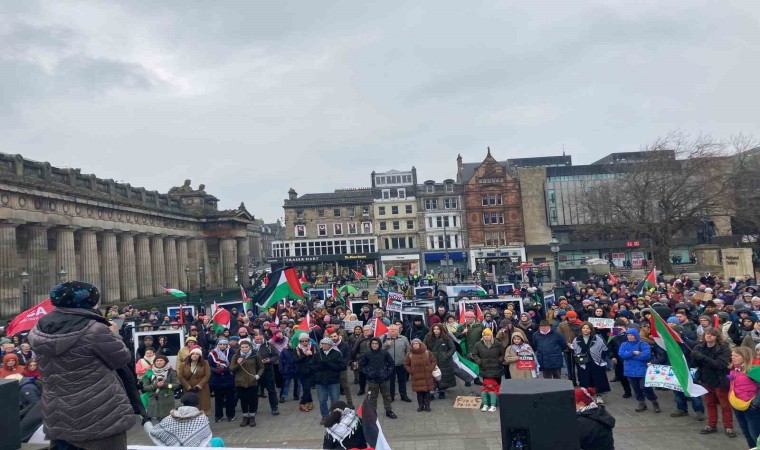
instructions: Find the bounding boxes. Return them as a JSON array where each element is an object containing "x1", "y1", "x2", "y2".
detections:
[{"x1": 122, "y1": 380, "x2": 749, "y2": 450}]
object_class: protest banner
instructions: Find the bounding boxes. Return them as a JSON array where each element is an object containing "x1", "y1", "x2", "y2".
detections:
[
  {"x1": 344, "y1": 320, "x2": 363, "y2": 331},
  {"x1": 588, "y1": 317, "x2": 615, "y2": 329},
  {"x1": 644, "y1": 364, "x2": 698, "y2": 392},
  {"x1": 453, "y1": 396, "x2": 482, "y2": 409}
]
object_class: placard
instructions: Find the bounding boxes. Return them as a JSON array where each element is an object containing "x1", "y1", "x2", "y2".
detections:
[
  {"x1": 133, "y1": 329, "x2": 185, "y2": 372},
  {"x1": 344, "y1": 320, "x2": 363, "y2": 331},
  {"x1": 644, "y1": 364, "x2": 697, "y2": 392},
  {"x1": 167, "y1": 305, "x2": 196, "y2": 319},
  {"x1": 543, "y1": 293, "x2": 556, "y2": 311},
  {"x1": 308, "y1": 289, "x2": 326, "y2": 300},
  {"x1": 453, "y1": 396, "x2": 482, "y2": 409},
  {"x1": 588, "y1": 318, "x2": 614, "y2": 329},
  {"x1": 496, "y1": 283, "x2": 515, "y2": 296}
]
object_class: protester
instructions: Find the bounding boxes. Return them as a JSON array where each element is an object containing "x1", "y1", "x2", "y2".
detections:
[
  {"x1": 383, "y1": 324, "x2": 413, "y2": 400},
  {"x1": 143, "y1": 354, "x2": 179, "y2": 420},
  {"x1": 572, "y1": 322, "x2": 611, "y2": 404},
  {"x1": 533, "y1": 320, "x2": 566, "y2": 379},
  {"x1": 472, "y1": 328, "x2": 505, "y2": 385},
  {"x1": 359, "y1": 337, "x2": 397, "y2": 419},
  {"x1": 575, "y1": 387, "x2": 616, "y2": 450},
  {"x1": 619, "y1": 328, "x2": 660, "y2": 413},
  {"x1": 295, "y1": 333, "x2": 316, "y2": 412},
  {"x1": 729, "y1": 346, "x2": 760, "y2": 448},
  {"x1": 321, "y1": 400, "x2": 367, "y2": 449},
  {"x1": 208, "y1": 338, "x2": 237, "y2": 422},
  {"x1": 404, "y1": 338, "x2": 437, "y2": 412},
  {"x1": 423, "y1": 324, "x2": 457, "y2": 398},
  {"x1": 313, "y1": 337, "x2": 344, "y2": 423},
  {"x1": 693, "y1": 327, "x2": 734, "y2": 437},
  {"x1": 144, "y1": 392, "x2": 213, "y2": 447},
  {"x1": 229, "y1": 339, "x2": 265, "y2": 427},
  {"x1": 504, "y1": 331, "x2": 535, "y2": 379}
]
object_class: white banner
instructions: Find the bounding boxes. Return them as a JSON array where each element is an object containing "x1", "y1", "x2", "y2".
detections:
[
  {"x1": 588, "y1": 317, "x2": 614, "y2": 329},
  {"x1": 644, "y1": 364, "x2": 697, "y2": 392}
]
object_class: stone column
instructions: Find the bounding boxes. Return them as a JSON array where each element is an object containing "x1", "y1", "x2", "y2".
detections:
[
  {"x1": 177, "y1": 238, "x2": 190, "y2": 291},
  {"x1": 101, "y1": 231, "x2": 121, "y2": 304},
  {"x1": 164, "y1": 237, "x2": 179, "y2": 289},
  {"x1": 237, "y1": 237, "x2": 250, "y2": 286},
  {"x1": 0, "y1": 222, "x2": 21, "y2": 317},
  {"x1": 135, "y1": 234, "x2": 153, "y2": 298},
  {"x1": 26, "y1": 224, "x2": 51, "y2": 305},
  {"x1": 151, "y1": 235, "x2": 166, "y2": 296},
  {"x1": 55, "y1": 226, "x2": 77, "y2": 281},
  {"x1": 79, "y1": 229, "x2": 101, "y2": 287},
  {"x1": 119, "y1": 233, "x2": 138, "y2": 301},
  {"x1": 197, "y1": 238, "x2": 210, "y2": 289},
  {"x1": 220, "y1": 238, "x2": 237, "y2": 288}
]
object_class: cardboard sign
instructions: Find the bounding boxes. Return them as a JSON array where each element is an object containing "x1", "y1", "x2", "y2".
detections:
[
  {"x1": 453, "y1": 396, "x2": 482, "y2": 409},
  {"x1": 644, "y1": 364, "x2": 697, "y2": 392},
  {"x1": 693, "y1": 292, "x2": 713, "y2": 302},
  {"x1": 588, "y1": 318, "x2": 615, "y2": 329},
  {"x1": 344, "y1": 320, "x2": 363, "y2": 331}
]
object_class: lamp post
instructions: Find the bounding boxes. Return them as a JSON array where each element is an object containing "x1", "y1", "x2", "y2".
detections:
[
  {"x1": 184, "y1": 265, "x2": 190, "y2": 297},
  {"x1": 197, "y1": 265, "x2": 206, "y2": 300},
  {"x1": 19, "y1": 269, "x2": 29, "y2": 309},
  {"x1": 57, "y1": 266, "x2": 67, "y2": 284},
  {"x1": 549, "y1": 237, "x2": 561, "y2": 287}
]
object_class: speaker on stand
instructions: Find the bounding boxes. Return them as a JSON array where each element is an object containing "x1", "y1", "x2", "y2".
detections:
[
  {"x1": 498, "y1": 378, "x2": 579, "y2": 450},
  {"x1": 0, "y1": 379, "x2": 21, "y2": 450}
]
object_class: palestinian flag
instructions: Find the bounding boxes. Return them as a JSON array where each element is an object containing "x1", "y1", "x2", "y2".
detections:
[
  {"x1": 474, "y1": 284, "x2": 488, "y2": 297},
  {"x1": 352, "y1": 269, "x2": 367, "y2": 281},
  {"x1": 163, "y1": 286, "x2": 187, "y2": 299},
  {"x1": 357, "y1": 393, "x2": 391, "y2": 450},
  {"x1": 649, "y1": 310, "x2": 707, "y2": 397},
  {"x1": 240, "y1": 285, "x2": 251, "y2": 314},
  {"x1": 211, "y1": 306, "x2": 231, "y2": 337},
  {"x1": 453, "y1": 351, "x2": 479, "y2": 381},
  {"x1": 331, "y1": 283, "x2": 342, "y2": 301},
  {"x1": 254, "y1": 267, "x2": 305, "y2": 309},
  {"x1": 392, "y1": 276, "x2": 407, "y2": 285},
  {"x1": 475, "y1": 303, "x2": 484, "y2": 321},
  {"x1": 458, "y1": 301, "x2": 466, "y2": 325},
  {"x1": 300, "y1": 271, "x2": 310, "y2": 290},
  {"x1": 373, "y1": 317, "x2": 389, "y2": 338},
  {"x1": 635, "y1": 268, "x2": 657, "y2": 296},
  {"x1": 385, "y1": 267, "x2": 396, "y2": 278}
]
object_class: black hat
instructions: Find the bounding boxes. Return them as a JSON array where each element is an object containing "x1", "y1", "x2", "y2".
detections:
[{"x1": 49, "y1": 281, "x2": 100, "y2": 308}]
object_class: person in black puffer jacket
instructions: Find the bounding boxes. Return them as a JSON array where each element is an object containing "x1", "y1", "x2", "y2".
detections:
[
  {"x1": 359, "y1": 337, "x2": 397, "y2": 419},
  {"x1": 575, "y1": 387, "x2": 615, "y2": 450}
]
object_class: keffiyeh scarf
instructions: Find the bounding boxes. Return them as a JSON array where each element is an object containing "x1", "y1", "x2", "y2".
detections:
[
  {"x1": 325, "y1": 408, "x2": 360, "y2": 448},
  {"x1": 148, "y1": 406, "x2": 211, "y2": 447}
]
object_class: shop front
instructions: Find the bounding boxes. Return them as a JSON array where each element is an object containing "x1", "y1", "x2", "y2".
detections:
[
  {"x1": 469, "y1": 247, "x2": 526, "y2": 281},
  {"x1": 380, "y1": 253, "x2": 421, "y2": 278},
  {"x1": 422, "y1": 251, "x2": 468, "y2": 278},
  {"x1": 267, "y1": 252, "x2": 379, "y2": 281}
]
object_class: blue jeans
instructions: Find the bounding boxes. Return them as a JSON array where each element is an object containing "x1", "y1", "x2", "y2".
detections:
[
  {"x1": 674, "y1": 390, "x2": 704, "y2": 413},
  {"x1": 628, "y1": 376, "x2": 657, "y2": 402},
  {"x1": 315, "y1": 383, "x2": 340, "y2": 417},
  {"x1": 735, "y1": 408, "x2": 760, "y2": 448},
  {"x1": 280, "y1": 375, "x2": 300, "y2": 399}
]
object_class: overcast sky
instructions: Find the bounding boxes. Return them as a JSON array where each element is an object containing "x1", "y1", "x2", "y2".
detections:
[{"x1": 2, "y1": 1, "x2": 759, "y2": 222}]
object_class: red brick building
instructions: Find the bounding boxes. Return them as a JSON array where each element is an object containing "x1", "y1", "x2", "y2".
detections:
[{"x1": 458, "y1": 149, "x2": 525, "y2": 277}]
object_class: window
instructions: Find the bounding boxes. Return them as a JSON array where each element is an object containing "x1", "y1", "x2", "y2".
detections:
[
  {"x1": 426, "y1": 184, "x2": 434, "y2": 193},
  {"x1": 408, "y1": 237, "x2": 415, "y2": 248},
  {"x1": 318, "y1": 224, "x2": 327, "y2": 236},
  {"x1": 347, "y1": 208, "x2": 355, "y2": 217},
  {"x1": 382, "y1": 189, "x2": 390, "y2": 199},
  {"x1": 548, "y1": 189, "x2": 556, "y2": 205},
  {"x1": 318, "y1": 209, "x2": 325, "y2": 218},
  {"x1": 444, "y1": 197, "x2": 458, "y2": 209},
  {"x1": 454, "y1": 234, "x2": 460, "y2": 248},
  {"x1": 482, "y1": 212, "x2": 504, "y2": 225},
  {"x1": 333, "y1": 208, "x2": 341, "y2": 217},
  {"x1": 550, "y1": 208, "x2": 558, "y2": 224},
  {"x1": 406, "y1": 220, "x2": 414, "y2": 230},
  {"x1": 436, "y1": 216, "x2": 443, "y2": 228},
  {"x1": 393, "y1": 221, "x2": 400, "y2": 230},
  {"x1": 397, "y1": 188, "x2": 406, "y2": 199},
  {"x1": 403, "y1": 174, "x2": 412, "y2": 183},
  {"x1": 445, "y1": 183, "x2": 453, "y2": 192},
  {"x1": 380, "y1": 222, "x2": 387, "y2": 231},
  {"x1": 429, "y1": 236, "x2": 435, "y2": 249},
  {"x1": 484, "y1": 231, "x2": 506, "y2": 246},
  {"x1": 348, "y1": 223, "x2": 357, "y2": 234},
  {"x1": 362, "y1": 206, "x2": 369, "y2": 216},
  {"x1": 361, "y1": 222, "x2": 372, "y2": 234},
  {"x1": 296, "y1": 209, "x2": 304, "y2": 219},
  {"x1": 427, "y1": 217, "x2": 433, "y2": 228},
  {"x1": 437, "y1": 236, "x2": 445, "y2": 249},
  {"x1": 378, "y1": 206, "x2": 386, "y2": 216},
  {"x1": 481, "y1": 194, "x2": 503, "y2": 206},
  {"x1": 387, "y1": 237, "x2": 407, "y2": 249},
  {"x1": 405, "y1": 205, "x2": 413, "y2": 214},
  {"x1": 391, "y1": 206, "x2": 399, "y2": 214},
  {"x1": 333, "y1": 223, "x2": 343, "y2": 235},
  {"x1": 425, "y1": 199, "x2": 438, "y2": 211},
  {"x1": 295, "y1": 225, "x2": 305, "y2": 237},
  {"x1": 478, "y1": 177, "x2": 504, "y2": 184},
  {"x1": 453, "y1": 216, "x2": 458, "y2": 227}
]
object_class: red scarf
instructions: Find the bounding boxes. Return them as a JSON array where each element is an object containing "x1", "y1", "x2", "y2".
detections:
[
  {"x1": 569, "y1": 318, "x2": 584, "y2": 326},
  {"x1": 23, "y1": 369, "x2": 41, "y2": 378}
]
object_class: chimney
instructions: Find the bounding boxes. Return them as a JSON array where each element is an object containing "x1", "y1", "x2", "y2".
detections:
[
  {"x1": 288, "y1": 188, "x2": 298, "y2": 200},
  {"x1": 456, "y1": 154, "x2": 463, "y2": 183}
]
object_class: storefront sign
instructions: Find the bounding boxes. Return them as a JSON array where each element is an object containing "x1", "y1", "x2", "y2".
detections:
[
  {"x1": 588, "y1": 318, "x2": 614, "y2": 329},
  {"x1": 380, "y1": 254, "x2": 420, "y2": 261},
  {"x1": 268, "y1": 253, "x2": 379, "y2": 264}
]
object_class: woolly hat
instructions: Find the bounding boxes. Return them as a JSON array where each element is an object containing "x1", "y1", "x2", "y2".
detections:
[
  {"x1": 216, "y1": 338, "x2": 229, "y2": 345},
  {"x1": 228, "y1": 336, "x2": 240, "y2": 342},
  {"x1": 189, "y1": 346, "x2": 203, "y2": 356},
  {"x1": 0, "y1": 338, "x2": 10, "y2": 345},
  {"x1": 574, "y1": 387, "x2": 596, "y2": 406},
  {"x1": 49, "y1": 281, "x2": 100, "y2": 308},
  {"x1": 464, "y1": 311, "x2": 475, "y2": 319},
  {"x1": 153, "y1": 354, "x2": 169, "y2": 364},
  {"x1": 185, "y1": 336, "x2": 198, "y2": 343},
  {"x1": 555, "y1": 310, "x2": 567, "y2": 317},
  {"x1": 666, "y1": 317, "x2": 680, "y2": 324},
  {"x1": 298, "y1": 334, "x2": 311, "y2": 341},
  {"x1": 566, "y1": 311, "x2": 578, "y2": 319},
  {"x1": 320, "y1": 337, "x2": 333, "y2": 345},
  {"x1": 482, "y1": 328, "x2": 493, "y2": 337},
  {"x1": 411, "y1": 338, "x2": 423, "y2": 344}
]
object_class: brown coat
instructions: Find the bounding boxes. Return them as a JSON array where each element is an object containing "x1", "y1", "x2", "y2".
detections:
[
  {"x1": 404, "y1": 343, "x2": 437, "y2": 393},
  {"x1": 504, "y1": 344, "x2": 536, "y2": 379},
  {"x1": 178, "y1": 359, "x2": 211, "y2": 414}
]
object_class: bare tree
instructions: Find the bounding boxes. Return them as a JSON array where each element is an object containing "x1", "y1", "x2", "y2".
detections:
[{"x1": 578, "y1": 132, "x2": 756, "y2": 274}]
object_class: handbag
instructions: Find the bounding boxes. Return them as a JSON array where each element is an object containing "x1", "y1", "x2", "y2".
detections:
[
  {"x1": 432, "y1": 365, "x2": 442, "y2": 381},
  {"x1": 729, "y1": 380, "x2": 752, "y2": 411},
  {"x1": 574, "y1": 353, "x2": 589, "y2": 365}
]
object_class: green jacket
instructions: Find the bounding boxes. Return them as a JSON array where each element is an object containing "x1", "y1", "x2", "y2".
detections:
[
  {"x1": 455, "y1": 322, "x2": 484, "y2": 356},
  {"x1": 229, "y1": 351, "x2": 265, "y2": 388}
]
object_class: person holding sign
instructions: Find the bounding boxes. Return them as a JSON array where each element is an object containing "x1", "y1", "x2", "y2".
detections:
[
  {"x1": 504, "y1": 330, "x2": 535, "y2": 379},
  {"x1": 572, "y1": 322, "x2": 611, "y2": 405}
]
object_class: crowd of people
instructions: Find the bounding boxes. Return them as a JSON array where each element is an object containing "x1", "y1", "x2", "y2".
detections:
[{"x1": 5, "y1": 270, "x2": 760, "y2": 449}]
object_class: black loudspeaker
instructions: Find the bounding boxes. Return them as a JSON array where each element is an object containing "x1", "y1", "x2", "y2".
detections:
[
  {"x1": 0, "y1": 379, "x2": 21, "y2": 450},
  {"x1": 499, "y1": 379, "x2": 579, "y2": 450}
]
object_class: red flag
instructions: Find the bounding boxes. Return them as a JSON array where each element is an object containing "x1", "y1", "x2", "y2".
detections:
[
  {"x1": 713, "y1": 314, "x2": 720, "y2": 330},
  {"x1": 297, "y1": 313, "x2": 311, "y2": 332},
  {"x1": 352, "y1": 269, "x2": 365, "y2": 280},
  {"x1": 7, "y1": 299, "x2": 54, "y2": 336},
  {"x1": 178, "y1": 305, "x2": 185, "y2": 325},
  {"x1": 475, "y1": 303, "x2": 484, "y2": 322},
  {"x1": 300, "y1": 271, "x2": 308, "y2": 284},
  {"x1": 459, "y1": 301, "x2": 466, "y2": 325},
  {"x1": 374, "y1": 318, "x2": 389, "y2": 338},
  {"x1": 385, "y1": 267, "x2": 396, "y2": 278},
  {"x1": 608, "y1": 272, "x2": 618, "y2": 284}
]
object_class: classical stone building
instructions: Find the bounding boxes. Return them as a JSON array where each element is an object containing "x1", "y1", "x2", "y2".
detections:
[
  {"x1": 372, "y1": 169, "x2": 420, "y2": 277},
  {"x1": 458, "y1": 149, "x2": 526, "y2": 278},
  {"x1": 272, "y1": 188, "x2": 378, "y2": 279},
  {"x1": 0, "y1": 153, "x2": 255, "y2": 318},
  {"x1": 417, "y1": 177, "x2": 468, "y2": 277}
]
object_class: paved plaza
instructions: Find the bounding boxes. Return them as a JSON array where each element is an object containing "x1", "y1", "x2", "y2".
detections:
[{"x1": 115, "y1": 381, "x2": 747, "y2": 450}]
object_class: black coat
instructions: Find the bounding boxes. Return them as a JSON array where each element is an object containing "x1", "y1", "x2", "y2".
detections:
[
  {"x1": 311, "y1": 348, "x2": 344, "y2": 385},
  {"x1": 692, "y1": 342, "x2": 731, "y2": 389},
  {"x1": 533, "y1": 330, "x2": 566, "y2": 370},
  {"x1": 577, "y1": 406, "x2": 615, "y2": 450},
  {"x1": 424, "y1": 335, "x2": 457, "y2": 389},
  {"x1": 359, "y1": 344, "x2": 395, "y2": 382}
]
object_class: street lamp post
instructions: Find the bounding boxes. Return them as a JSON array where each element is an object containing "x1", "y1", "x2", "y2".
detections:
[
  {"x1": 549, "y1": 237, "x2": 561, "y2": 288},
  {"x1": 197, "y1": 265, "x2": 206, "y2": 300},
  {"x1": 19, "y1": 269, "x2": 29, "y2": 309},
  {"x1": 184, "y1": 265, "x2": 190, "y2": 297},
  {"x1": 57, "y1": 266, "x2": 67, "y2": 284}
]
